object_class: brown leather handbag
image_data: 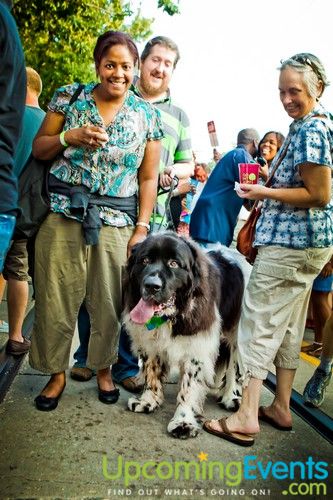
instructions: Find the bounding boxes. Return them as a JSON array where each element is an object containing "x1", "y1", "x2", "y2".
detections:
[
  {"x1": 236, "y1": 137, "x2": 291, "y2": 264},
  {"x1": 236, "y1": 201, "x2": 261, "y2": 264}
]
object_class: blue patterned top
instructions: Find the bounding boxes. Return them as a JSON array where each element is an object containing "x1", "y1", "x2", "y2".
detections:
[
  {"x1": 48, "y1": 82, "x2": 164, "y2": 226},
  {"x1": 255, "y1": 105, "x2": 333, "y2": 249}
]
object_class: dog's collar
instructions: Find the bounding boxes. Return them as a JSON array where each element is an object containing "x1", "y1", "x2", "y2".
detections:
[{"x1": 145, "y1": 315, "x2": 169, "y2": 331}]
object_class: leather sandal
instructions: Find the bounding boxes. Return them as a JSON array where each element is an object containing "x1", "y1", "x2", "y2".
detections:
[
  {"x1": 258, "y1": 406, "x2": 292, "y2": 431},
  {"x1": 203, "y1": 417, "x2": 255, "y2": 446}
]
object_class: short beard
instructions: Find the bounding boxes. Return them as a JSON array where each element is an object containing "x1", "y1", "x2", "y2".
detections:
[{"x1": 139, "y1": 78, "x2": 168, "y2": 99}]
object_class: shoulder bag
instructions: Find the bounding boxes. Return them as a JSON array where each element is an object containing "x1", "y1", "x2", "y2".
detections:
[{"x1": 14, "y1": 84, "x2": 84, "y2": 239}]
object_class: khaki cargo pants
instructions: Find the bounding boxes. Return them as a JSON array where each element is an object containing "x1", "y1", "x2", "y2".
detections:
[
  {"x1": 238, "y1": 245, "x2": 333, "y2": 386},
  {"x1": 29, "y1": 213, "x2": 133, "y2": 373}
]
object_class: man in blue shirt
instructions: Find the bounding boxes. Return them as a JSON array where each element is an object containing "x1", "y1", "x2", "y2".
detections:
[{"x1": 190, "y1": 128, "x2": 260, "y2": 247}]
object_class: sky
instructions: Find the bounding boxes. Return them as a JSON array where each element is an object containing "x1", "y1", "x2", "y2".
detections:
[{"x1": 137, "y1": 0, "x2": 333, "y2": 161}]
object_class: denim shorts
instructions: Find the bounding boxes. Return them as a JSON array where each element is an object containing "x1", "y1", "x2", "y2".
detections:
[{"x1": 312, "y1": 273, "x2": 333, "y2": 292}]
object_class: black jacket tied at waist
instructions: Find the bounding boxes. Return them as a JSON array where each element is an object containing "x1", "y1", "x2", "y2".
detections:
[{"x1": 48, "y1": 173, "x2": 137, "y2": 245}]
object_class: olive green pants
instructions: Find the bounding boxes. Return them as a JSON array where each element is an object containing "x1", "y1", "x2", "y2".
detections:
[{"x1": 29, "y1": 213, "x2": 133, "y2": 373}]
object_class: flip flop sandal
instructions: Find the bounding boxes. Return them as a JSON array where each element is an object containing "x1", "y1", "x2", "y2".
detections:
[
  {"x1": 308, "y1": 346, "x2": 323, "y2": 358},
  {"x1": 203, "y1": 417, "x2": 255, "y2": 447},
  {"x1": 258, "y1": 406, "x2": 292, "y2": 431},
  {"x1": 301, "y1": 342, "x2": 322, "y2": 353}
]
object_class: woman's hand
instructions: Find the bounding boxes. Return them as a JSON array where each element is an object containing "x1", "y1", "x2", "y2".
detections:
[
  {"x1": 236, "y1": 183, "x2": 269, "y2": 200},
  {"x1": 127, "y1": 226, "x2": 148, "y2": 257},
  {"x1": 33, "y1": 111, "x2": 109, "y2": 160},
  {"x1": 65, "y1": 125, "x2": 109, "y2": 149},
  {"x1": 259, "y1": 162, "x2": 269, "y2": 181}
]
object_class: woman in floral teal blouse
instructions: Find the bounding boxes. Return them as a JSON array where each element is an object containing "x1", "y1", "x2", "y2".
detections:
[
  {"x1": 29, "y1": 31, "x2": 163, "y2": 411},
  {"x1": 204, "y1": 53, "x2": 333, "y2": 446}
]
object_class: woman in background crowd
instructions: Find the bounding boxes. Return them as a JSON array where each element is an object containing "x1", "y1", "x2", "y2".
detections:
[{"x1": 257, "y1": 130, "x2": 285, "y2": 181}]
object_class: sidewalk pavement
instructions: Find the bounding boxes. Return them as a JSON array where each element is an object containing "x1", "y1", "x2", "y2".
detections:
[
  {"x1": 0, "y1": 271, "x2": 332, "y2": 499},
  {"x1": 0, "y1": 340, "x2": 332, "y2": 499}
]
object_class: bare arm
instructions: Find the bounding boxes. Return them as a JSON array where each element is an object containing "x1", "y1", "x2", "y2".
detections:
[
  {"x1": 237, "y1": 163, "x2": 331, "y2": 208},
  {"x1": 127, "y1": 139, "x2": 161, "y2": 254},
  {"x1": 33, "y1": 111, "x2": 109, "y2": 161},
  {"x1": 166, "y1": 161, "x2": 194, "y2": 179},
  {"x1": 160, "y1": 160, "x2": 194, "y2": 189}
]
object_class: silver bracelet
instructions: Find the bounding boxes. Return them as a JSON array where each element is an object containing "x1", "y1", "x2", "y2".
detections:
[{"x1": 136, "y1": 221, "x2": 150, "y2": 231}]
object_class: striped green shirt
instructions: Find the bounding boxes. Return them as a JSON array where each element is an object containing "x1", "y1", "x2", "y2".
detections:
[
  {"x1": 132, "y1": 84, "x2": 192, "y2": 171},
  {"x1": 132, "y1": 83, "x2": 192, "y2": 224}
]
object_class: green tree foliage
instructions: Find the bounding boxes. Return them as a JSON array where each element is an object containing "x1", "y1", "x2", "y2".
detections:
[{"x1": 13, "y1": 0, "x2": 179, "y2": 107}]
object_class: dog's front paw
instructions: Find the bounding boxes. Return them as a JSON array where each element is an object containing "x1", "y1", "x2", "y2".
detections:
[
  {"x1": 216, "y1": 395, "x2": 240, "y2": 411},
  {"x1": 128, "y1": 396, "x2": 156, "y2": 413},
  {"x1": 167, "y1": 418, "x2": 201, "y2": 439}
]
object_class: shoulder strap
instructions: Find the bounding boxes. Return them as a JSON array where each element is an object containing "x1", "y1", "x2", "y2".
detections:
[
  {"x1": 265, "y1": 135, "x2": 291, "y2": 188},
  {"x1": 247, "y1": 136, "x2": 291, "y2": 212},
  {"x1": 69, "y1": 84, "x2": 84, "y2": 106},
  {"x1": 265, "y1": 112, "x2": 327, "y2": 188},
  {"x1": 249, "y1": 112, "x2": 328, "y2": 211}
]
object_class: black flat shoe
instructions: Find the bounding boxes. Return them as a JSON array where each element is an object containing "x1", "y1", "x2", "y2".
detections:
[
  {"x1": 34, "y1": 387, "x2": 65, "y2": 412},
  {"x1": 98, "y1": 387, "x2": 120, "y2": 405}
]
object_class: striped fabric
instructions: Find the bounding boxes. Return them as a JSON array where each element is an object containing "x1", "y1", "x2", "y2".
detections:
[
  {"x1": 156, "y1": 98, "x2": 192, "y2": 171},
  {"x1": 132, "y1": 84, "x2": 192, "y2": 227},
  {"x1": 132, "y1": 85, "x2": 192, "y2": 172}
]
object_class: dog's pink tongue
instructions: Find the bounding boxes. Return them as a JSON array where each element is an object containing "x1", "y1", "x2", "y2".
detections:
[{"x1": 130, "y1": 299, "x2": 159, "y2": 324}]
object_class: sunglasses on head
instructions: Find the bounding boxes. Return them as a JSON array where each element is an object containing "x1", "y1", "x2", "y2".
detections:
[{"x1": 288, "y1": 54, "x2": 322, "y2": 80}]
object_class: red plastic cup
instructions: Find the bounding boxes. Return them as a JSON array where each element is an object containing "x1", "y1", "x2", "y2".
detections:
[{"x1": 238, "y1": 163, "x2": 260, "y2": 184}]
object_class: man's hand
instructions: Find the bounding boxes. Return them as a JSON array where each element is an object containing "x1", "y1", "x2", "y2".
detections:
[{"x1": 159, "y1": 166, "x2": 175, "y2": 189}]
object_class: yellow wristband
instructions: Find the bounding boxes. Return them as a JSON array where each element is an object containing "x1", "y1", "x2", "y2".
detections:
[{"x1": 59, "y1": 130, "x2": 69, "y2": 147}]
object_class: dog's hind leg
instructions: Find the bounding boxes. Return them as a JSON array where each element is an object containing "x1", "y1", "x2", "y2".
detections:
[
  {"x1": 216, "y1": 344, "x2": 242, "y2": 410},
  {"x1": 167, "y1": 358, "x2": 210, "y2": 439},
  {"x1": 128, "y1": 354, "x2": 167, "y2": 413}
]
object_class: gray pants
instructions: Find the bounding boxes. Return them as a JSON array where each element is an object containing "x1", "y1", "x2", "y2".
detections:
[{"x1": 29, "y1": 213, "x2": 133, "y2": 373}]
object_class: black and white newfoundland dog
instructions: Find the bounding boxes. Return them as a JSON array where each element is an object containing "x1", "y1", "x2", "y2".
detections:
[{"x1": 123, "y1": 231, "x2": 248, "y2": 439}]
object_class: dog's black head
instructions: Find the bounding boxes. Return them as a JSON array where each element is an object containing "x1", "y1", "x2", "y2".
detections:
[{"x1": 124, "y1": 232, "x2": 205, "y2": 321}]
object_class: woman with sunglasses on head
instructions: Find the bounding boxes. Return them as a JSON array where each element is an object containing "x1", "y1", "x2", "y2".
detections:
[
  {"x1": 204, "y1": 53, "x2": 333, "y2": 446},
  {"x1": 29, "y1": 31, "x2": 163, "y2": 411}
]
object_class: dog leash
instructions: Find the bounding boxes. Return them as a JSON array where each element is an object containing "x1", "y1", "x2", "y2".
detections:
[{"x1": 152, "y1": 176, "x2": 179, "y2": 232}]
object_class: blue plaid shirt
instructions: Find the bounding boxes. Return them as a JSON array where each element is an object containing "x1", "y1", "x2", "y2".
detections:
[{"x1": 255, "y1": 105, "x2": 333, "y2": 249}]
